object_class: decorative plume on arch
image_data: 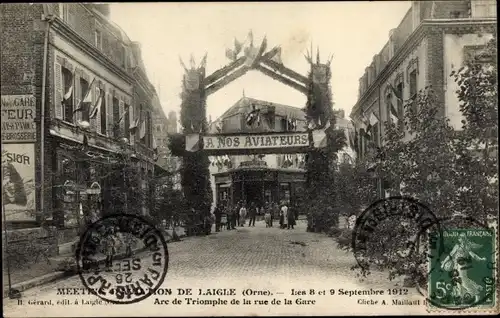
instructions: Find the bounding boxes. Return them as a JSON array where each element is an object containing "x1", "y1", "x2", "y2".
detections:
[
  {"x1": 304, "y1": 44, "x2": 333, "y2": 66},
  {"x1": 179, "y1": 52, "x2": 208, "y2": 91},
  {"x1": 179, "y1": 52, "x2": 208, "y2": 72}
]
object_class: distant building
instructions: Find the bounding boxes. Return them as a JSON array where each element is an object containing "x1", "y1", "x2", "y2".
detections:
[
  {"x1": 349, "y1": 0, "x2": 496, "y2": 162},
  {"x1": 208, "y1": 96, "x2": 306, "y2": 209},
  {"x1": 207, "y1": 95, "x2": 354, "y2": 209},
  {"x1": 152, "y1": 105, "x2": 181, "y2": 189},
  {"x1": 333, "y1": 109, "x2": 356, "y2": 166}
]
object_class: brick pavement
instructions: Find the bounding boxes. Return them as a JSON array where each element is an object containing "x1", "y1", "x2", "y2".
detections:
[{"x1": 3, "y1": 219, "x2": 427, "y2": 316}]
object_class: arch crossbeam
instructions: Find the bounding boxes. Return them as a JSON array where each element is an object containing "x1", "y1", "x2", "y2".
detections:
[
  {"x1": 254, "y1": 63, "x2": 307, "y2": 94},
  {"x1": 204, "y1": 56, "x2": 247, "y2": 87},
  {"x1": 204, "y1": 45, "x2": 310, "y2": 96},
  {"x1": 205, "y1": 65, "x2": 250, "y2": 96},
  {"x1": 259, "y1": 58, "x2": 309, "y2": 86}
]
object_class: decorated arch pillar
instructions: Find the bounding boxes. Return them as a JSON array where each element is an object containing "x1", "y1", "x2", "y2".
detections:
[
  {"x1": 304, "y1": 51, "x2": 339, "y2": 218},
  {"x1": 179, "y1": 56, "x2": 213, "y2": 222}
]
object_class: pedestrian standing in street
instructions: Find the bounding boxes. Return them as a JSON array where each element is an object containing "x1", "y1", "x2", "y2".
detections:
[
  {"x1": 214, "y1": 204, "x2": 222, "y2": 232},
  {"x1": 124, "y1": 231, "x2": 135, "y2": 258},
  {"x1": 103, "y1": 227, "x2": 117, "y2": 271},
  {"x1": 281, "y1": 203, "x2": 289, "y2": 229},
  {"x1": 266, "y1": 202, "x2": 273, "y2": 227},
  {"x1": 239, "y1": 203, "x2": 247, "y2": 227},
  {"x1": 226, "y1": 204, "x2": 234, "y2": 230},
  {"x1": 264, "y1": 202, "x2": 272, "y2": 228},
  {"x1": 272, "y1": 202, "x2": 279, "y2": 227},
  {"x1": 287, "y1": 204, "x2": 296, "y2": 229},
  {"x1": 248, "y1": 202, "x2": 257, "y2": 227},
  {"x1": 234, "y1": 202, "x2": 240, "y2": 227}
]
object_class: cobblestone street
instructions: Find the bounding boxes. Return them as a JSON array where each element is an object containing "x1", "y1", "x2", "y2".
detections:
[{"x1": 4, "y1": 219, "x2": 425, "y2": 316}]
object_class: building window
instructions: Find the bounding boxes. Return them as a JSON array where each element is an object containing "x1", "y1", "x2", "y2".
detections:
[
  {"x1": 62, "y1": 67, "x2": 74, "y2": 123},
  {"x1": 471, "y1": 0, "x2": 496, "y2": 18},
  {"x1": 95, "y1": 27, "x2": 102, "y2": 50},
  {"x1": 121, "y1": 45, "x2": 127, "y2": 68},
  {"x1": 112, "y1": 96, "x2": 120, "y2": 137},
  {"x1": 79, "y1": 78, "x2": 89, "y2": 122},
  {"x1": 124, "y1": 104, "x2": 130, "y2": 141},
  {"x1": 409, "y1": 70, "x2": 418, "y2": 114},
  {"x1": 386, "y1": 92, "x2": 393, "y2": 124},
  {"x1": 58, "y1": 4, "x2": 66, "y2": 20},
  {"x1": 100, "y1": 89, "x2": 107, "y2": 134},
  {"x1": 396, "y1": 82, "x2": 404, "y2": 130}
]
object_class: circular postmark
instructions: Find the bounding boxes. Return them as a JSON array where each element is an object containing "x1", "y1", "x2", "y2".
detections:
[
  {"x1": 417, "y1": 216, "x2": 497, "y2": 310},
  {"x1": 75, "y1": 214, "x2": 169, "y2": 304},
  {"x1": 352, "y1": 196, "x2": 443, "y2": 274}
]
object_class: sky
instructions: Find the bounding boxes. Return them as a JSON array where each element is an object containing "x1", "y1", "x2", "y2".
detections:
[{"x1": 110, "y1": 1, "x2": 412, "y2": 121}]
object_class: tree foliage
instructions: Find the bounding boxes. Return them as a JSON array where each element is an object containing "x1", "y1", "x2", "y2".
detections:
[{"x1": 336, "y1": 35, "x2": 498, "y2": 284}]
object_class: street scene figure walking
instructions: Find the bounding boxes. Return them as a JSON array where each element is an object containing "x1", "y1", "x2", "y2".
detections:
[
  {"x1": 248, "y1": 202, "x2": 257, "y2": 227},
  {"x1": 239, "y1": 204, "x2": 247, "y2": 227}
]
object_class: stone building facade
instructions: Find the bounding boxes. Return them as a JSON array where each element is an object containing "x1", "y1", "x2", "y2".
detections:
[
  {"x1": 1, "y1": 3, "x2": 169, "y2": 255},
  {"x1": 349, "y1": 0, "x2": 496, "y2": 197},
  {"x1": 349, "y1": 0, "x2": 496, "y2": 158}
]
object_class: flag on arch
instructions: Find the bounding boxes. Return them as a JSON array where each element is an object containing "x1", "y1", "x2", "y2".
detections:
[
  {"x1": 185, "y1": 133, "x2": 201, "y2": 152},
  {"x1": 312, "y1": 120, "x2": 331, "y2": 148}
]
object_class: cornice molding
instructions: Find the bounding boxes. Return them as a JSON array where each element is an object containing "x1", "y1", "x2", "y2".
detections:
[
  {"x1": 350, "y1": 19, "x2": 497, "y2": 118},
  {"x1": 51, "y1": 17, "x2": 135, "y2": 86}
]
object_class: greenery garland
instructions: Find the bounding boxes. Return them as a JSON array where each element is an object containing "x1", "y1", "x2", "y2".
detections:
[
  {"x1": 178, "y1": 68, "x2": 213, "y2": 229},
  {"x1": 303, "y1": 63, "x2": 347, "y2": 232}
]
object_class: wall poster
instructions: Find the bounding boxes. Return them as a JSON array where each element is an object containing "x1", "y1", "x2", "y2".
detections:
[{"x1": 2, "y1": 143, "x2": 36, "y2": 221}]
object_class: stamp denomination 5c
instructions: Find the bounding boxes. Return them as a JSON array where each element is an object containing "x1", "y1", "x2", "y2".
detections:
[{"x1": 428, "y1": 228, "x2": 497, "y2": 311}]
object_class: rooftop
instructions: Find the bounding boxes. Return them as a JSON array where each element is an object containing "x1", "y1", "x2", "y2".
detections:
[{"x1": 216, "y1": 96, "x2": 307, "y2": 122}]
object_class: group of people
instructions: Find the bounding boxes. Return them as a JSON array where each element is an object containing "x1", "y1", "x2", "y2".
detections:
[{"x1": 213, "y1": 201, "x2": 298, "y2": 231}]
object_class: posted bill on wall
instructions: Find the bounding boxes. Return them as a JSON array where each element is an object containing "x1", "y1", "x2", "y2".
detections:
[
  {"x1": 2, "y1": 1, "x2": 498, "y2": 317},
  {"x1": 1, "y1": 95, "x2": 37, "y2": 143},
  {"x1": 2, "y1": 143, "x2": 36, "y2": 221}
]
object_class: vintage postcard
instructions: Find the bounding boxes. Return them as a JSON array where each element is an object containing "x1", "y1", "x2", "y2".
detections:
[{"x1": 2, "y1": 1, "x2": 498, "y2": 316}]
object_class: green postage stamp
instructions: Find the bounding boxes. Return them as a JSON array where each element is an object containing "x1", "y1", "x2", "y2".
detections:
[{"x1": 428, "y1": 228, "x2": 497, "y2": 311}]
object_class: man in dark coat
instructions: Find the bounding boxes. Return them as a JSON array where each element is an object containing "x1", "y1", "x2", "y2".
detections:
[
  {"x1": 248, "y1": 202, "x2": 257, "y2": 227},
  {"x1": 226, "y1": 204, "x2": 234, "y2": 230},
  {"x1": 214, "y1": 204, "x2": 222, "y2": 232}
]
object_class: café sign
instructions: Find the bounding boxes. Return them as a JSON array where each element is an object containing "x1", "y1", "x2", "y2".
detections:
[{"x1": 1, "y1": 95, "x2": 36, "y2": 142}]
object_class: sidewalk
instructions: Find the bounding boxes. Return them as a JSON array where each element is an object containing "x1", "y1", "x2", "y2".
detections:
[{"x1": 2, "y1": 226, "x2": 187, "y2": 298}]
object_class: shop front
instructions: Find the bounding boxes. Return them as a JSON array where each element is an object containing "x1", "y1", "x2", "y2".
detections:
[{"x1": 214, "y1": 160, "x2": 305, "y2": 207}]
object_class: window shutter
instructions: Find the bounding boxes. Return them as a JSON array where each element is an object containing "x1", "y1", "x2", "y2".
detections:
[
  {"x1": 106, "y1": 90, "x2": 113, "y2": 136},
  {"x1": 54, "y1": 62, "x2": 63, "y2": 119},
  {"x1": 89, "y1": 80, "x2": 96, "y2": 130},
  {"x1": 129, "y1": 104, "x2": 135, "y2": 144},
  {"x1": 74, "y1": 72, "x2": 81, "y2": 123},
  {"x1": 95, "y1": 86, "x2": 102, "y2": 134},
  {"x1": 119, "y1": 99, "x2": 125, "y2": 132},
  {"x1": 67, "y1": 4, "x2": 75, "y2": 27}
]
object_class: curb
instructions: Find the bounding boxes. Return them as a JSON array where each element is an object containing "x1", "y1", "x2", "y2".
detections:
[
  {"x1": 3, "y1": 232, "x2": 187, "y2": 298},
  {"x1": 3, "y1": 271, "x2": 72, "y2": 298}
]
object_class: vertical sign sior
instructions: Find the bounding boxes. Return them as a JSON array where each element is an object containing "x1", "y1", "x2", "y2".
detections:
[{"x1": 1, "y1": 143, "x2": 37, "y2": 221}]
